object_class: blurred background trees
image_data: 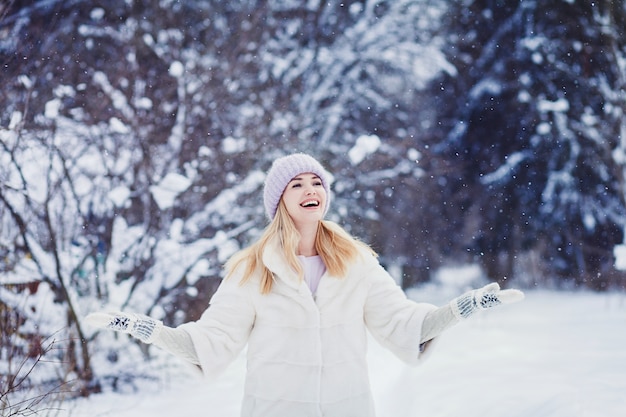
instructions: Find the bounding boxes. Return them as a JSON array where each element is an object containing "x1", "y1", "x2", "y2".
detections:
[{"x1": 1, "y1": 0, "x2": 626, "y2": 404}]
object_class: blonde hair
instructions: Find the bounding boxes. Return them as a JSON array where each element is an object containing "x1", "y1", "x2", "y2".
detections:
[{"x1": 225, "y1": 200, "x2": 376, "y2": 294}]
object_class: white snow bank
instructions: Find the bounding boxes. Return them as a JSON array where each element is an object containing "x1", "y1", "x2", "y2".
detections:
[{"x1": 69, "y1": 289, "x2": 626, "y2": 417}]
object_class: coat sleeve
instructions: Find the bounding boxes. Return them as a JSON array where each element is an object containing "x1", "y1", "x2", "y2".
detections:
[
  {"x1": 362, "y1": 257, "x2": 438, "y2": 365},
  {"x1": 179, "y1": 273, "x2": 256, "y2": 379}
]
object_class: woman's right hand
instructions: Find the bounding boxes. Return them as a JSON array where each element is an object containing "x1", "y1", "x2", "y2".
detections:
[{"x1": 85, "y1": 311, "x2": 163, "y2": 344}]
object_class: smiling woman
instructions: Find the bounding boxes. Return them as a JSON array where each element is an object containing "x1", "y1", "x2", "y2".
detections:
[
  {"x1": 262, "y1": 154, "x2": 332, "y2": 220},
  {"x1": 281, "y1": 173, "x2": 327, "y2": 230},
  {"x1": 85, "y1": 152, "x2": 524, "y2": 417}
]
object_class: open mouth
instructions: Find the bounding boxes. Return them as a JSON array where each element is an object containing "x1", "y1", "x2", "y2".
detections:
[{"x1": 300, "y1": 199, "x2": 320, "y2": 208}]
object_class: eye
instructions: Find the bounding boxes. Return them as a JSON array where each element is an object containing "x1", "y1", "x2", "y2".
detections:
[
  {"x1": 291, "y1": 183, "x2": 302, "y2": 188},
  {"x1": 314, "y1": 181, "x2": 323, "y2": 186}
]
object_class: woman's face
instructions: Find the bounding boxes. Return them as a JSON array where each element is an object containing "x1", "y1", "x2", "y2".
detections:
[{"x1": 281, "y1": 172, "x2": 326, "y2": 226}]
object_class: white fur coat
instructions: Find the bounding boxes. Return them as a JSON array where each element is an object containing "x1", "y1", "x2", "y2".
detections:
[{"x1": 181, "y1": 237, "x2": 437, "y2": 417}]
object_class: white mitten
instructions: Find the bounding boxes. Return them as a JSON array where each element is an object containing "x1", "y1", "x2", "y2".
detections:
[
  {"x1": 85, "y1": 311, "x2": 163, "y2": 344},
  {"x1": 450, "y1": 282, "x2": 524, "y2": 319}
]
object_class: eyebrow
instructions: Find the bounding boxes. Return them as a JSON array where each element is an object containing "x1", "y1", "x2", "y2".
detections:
[{"x1": 290, "y1": 174, "x2": 320, "y2": 182}]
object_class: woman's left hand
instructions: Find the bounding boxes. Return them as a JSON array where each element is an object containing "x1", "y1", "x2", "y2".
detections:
[{"x1": 450, "y1": 282, "x2": 524, "y2": 319}]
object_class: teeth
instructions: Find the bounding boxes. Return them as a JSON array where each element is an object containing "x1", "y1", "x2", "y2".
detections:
[{"x1": 301, "y1": 200, "x2": 319, "y2": 207}]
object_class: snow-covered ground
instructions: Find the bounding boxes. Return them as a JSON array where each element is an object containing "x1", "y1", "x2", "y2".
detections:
[{"x1": 66, "y1": 286, "x2": 626, "y2": 417}]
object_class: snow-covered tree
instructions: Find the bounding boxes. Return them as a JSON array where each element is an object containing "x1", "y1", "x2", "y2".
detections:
[
  {"x1": 431, "y1": 0, "x2": 626, "y2": 288},
  {"x1": 3, "y1": 0, "x2": 626, "y2": 405},
  {"x1": 0, "y1": 0, "x2": 451, "y2": 396}
]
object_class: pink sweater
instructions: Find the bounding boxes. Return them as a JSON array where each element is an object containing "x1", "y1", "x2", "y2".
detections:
[{"x1": 297, "y1": 255, "x2": 326, "y2": 294}]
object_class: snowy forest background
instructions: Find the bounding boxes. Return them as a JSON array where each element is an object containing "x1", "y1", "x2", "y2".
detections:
[{"x1": 2, "y1": 0, "x2": 626, "y2": 414}]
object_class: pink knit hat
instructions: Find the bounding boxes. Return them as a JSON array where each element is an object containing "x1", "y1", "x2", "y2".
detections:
[{"x1": 263, "y1": 153, "x2": 332, "y2": 220}]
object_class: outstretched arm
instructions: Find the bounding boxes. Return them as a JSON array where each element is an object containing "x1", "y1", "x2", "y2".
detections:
[
  {"x1": 85, "y1": 312, "x2": 200, "y2": 365},
  {"x1": 420, "y1": 282, "x2": 524, "y2": 344},
  {"x1": 420, "y1": 303, "x2": 458, "y2": 344}
]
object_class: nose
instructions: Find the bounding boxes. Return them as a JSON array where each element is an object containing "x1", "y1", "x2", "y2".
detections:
[{"x1": 305, "y1": 184, "x2": 316, "y2": 195}]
